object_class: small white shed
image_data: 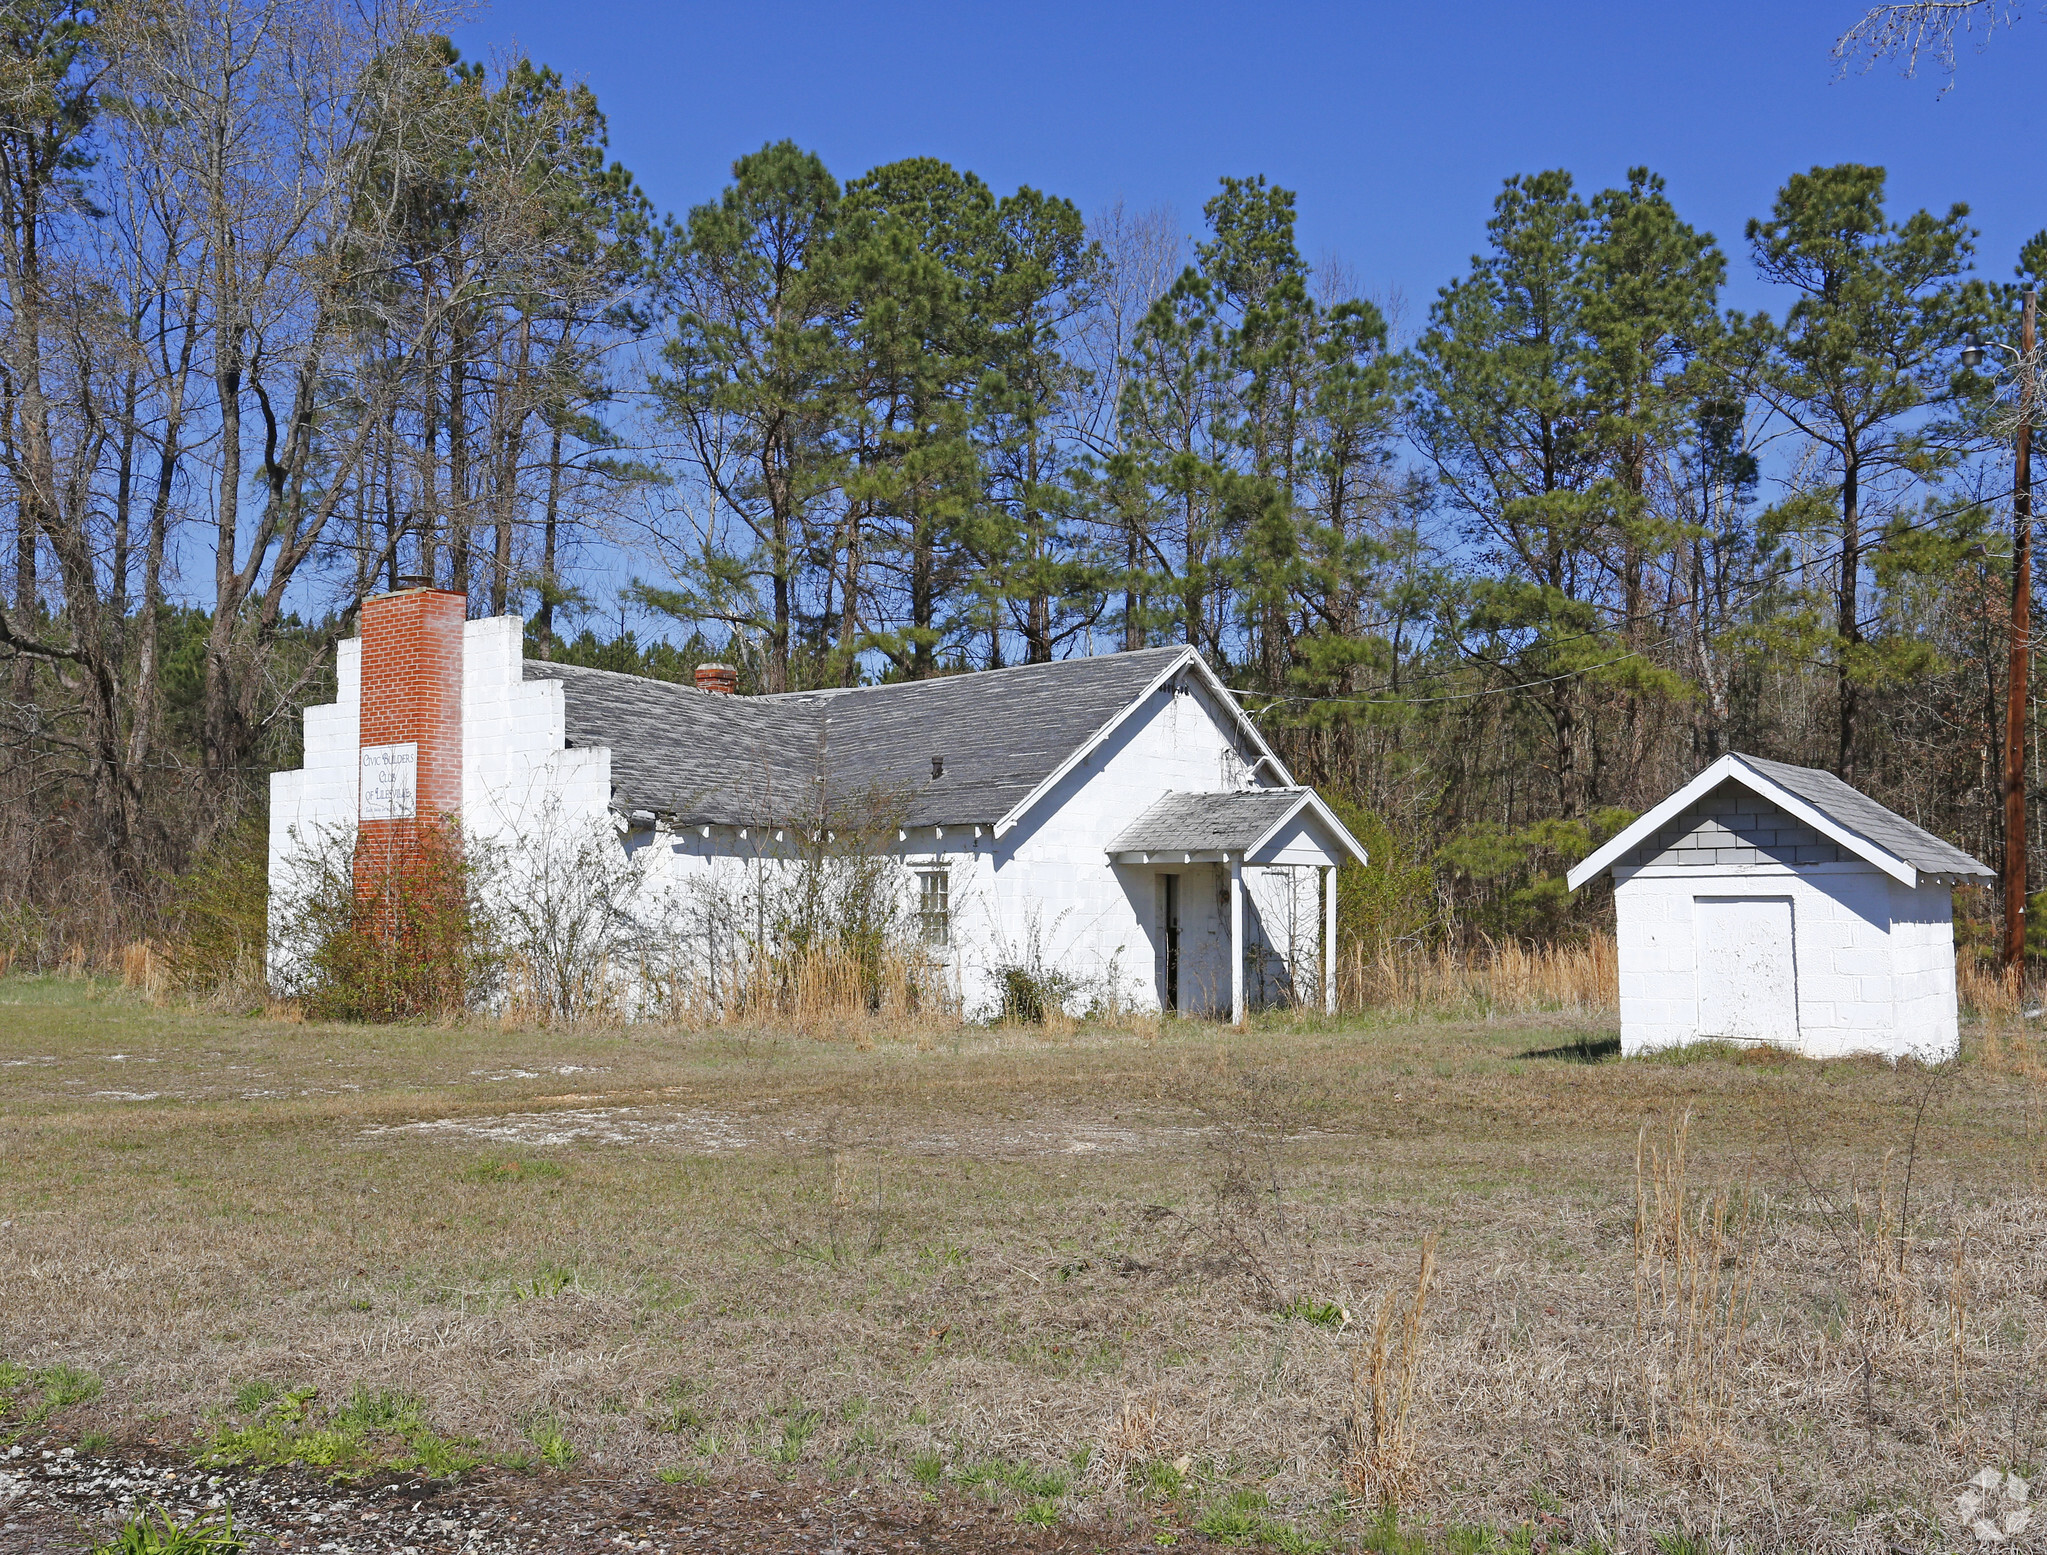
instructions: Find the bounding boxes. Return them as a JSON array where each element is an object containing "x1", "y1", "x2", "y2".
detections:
[{"x1": 1567, "y1": 753, "x2": 1993, "y2": 1062}]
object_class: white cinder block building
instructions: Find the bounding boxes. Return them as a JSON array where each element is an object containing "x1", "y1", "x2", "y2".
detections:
[
  {"x1": 269, "y1": 590, "x2": 1366, "y2": 1022},
  {"x1": 1567, "y1": 753, "x2": 1992, "y2": 1062}
]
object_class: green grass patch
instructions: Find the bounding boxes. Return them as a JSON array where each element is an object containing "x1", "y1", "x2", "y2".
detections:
[
  {"x1": 229, "y1": 1380, "x2": 278, "y2": 1415},
  {"x1": 760, "y1": 1402, "x2": 822, "y2": 1465},
  {"x1": 92, "y1": 1502, "x2": 243, "y2": 1554},
  {"x1": 1277, "y1": 1296, "x2": 1349, "y2": 1328},
  {"x1": 1, "y1": 1361, "x2": 103, "y2": 1440},
  {"x1": 509, "y1": 1263, "x2": 576, "y2": 1301},
  {"x1": 462, "y1": 1156, "x2": 567, "y2": 1185},
  {"x1": 201, "y1": 1383, "x2": 479, "y2": 1478},
  {"x1": 526, "y1": 1413, "x2": 578, "y2": 1469},
  {"x1": 1132, "y1": 1454, "x2": 1190, "y2": 1499},
  {"x1": 0, "y1": 1361, "x2": 28, "y2": 1420},
  {"x1": 1357, "y1": 1508, "x2": 1430, "y2": 1555},
  {"x1": 1194, "y1": 1487, "x2": 1334, "y2": 1554},
  {"x1": 954, "y1": 1455, "x2": 1071, "y2": 1517}
]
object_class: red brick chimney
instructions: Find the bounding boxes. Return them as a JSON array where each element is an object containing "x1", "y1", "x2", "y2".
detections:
[
  {"x1": 695, "y1": 663, "x2": 738, "y2": 695},
  {"x1": 356, "y1": 589, "x2": 465, "y2": 892}
]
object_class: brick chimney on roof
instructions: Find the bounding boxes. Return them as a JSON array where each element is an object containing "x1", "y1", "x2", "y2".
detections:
[
  {"x1": 356, "y1": 588, "x2": 465, "y2": 895},
  {"x1": 695, "y1": 663, "x2": 738, "y2": 695}
]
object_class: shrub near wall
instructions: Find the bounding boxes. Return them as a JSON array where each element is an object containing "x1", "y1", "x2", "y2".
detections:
[
  {"x1": 274, "y1": 825, "x2": 498, "y2": 1021},
  {"x1": 162, "y1": 818, "x2": 271, "y2": 999}
]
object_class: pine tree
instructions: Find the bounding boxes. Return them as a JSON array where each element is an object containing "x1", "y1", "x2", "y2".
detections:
[
  {"x1": 654, "y1": 141, "x2": 843, "y2": 693},
  {"x1": 1743, "y1": 163, "x2": 1990, "y2": 781}
]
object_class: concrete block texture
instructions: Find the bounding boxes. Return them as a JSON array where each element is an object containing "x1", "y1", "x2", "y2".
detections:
[
  {"x1": 1614, "y1": 862, "x2": 1957, "y2": 1062},
  {"x1": 1625, "y1": 782, "x2": 1848, "y2": 869}
]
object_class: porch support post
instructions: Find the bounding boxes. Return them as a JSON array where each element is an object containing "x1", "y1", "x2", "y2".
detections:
[
  {"x1": 1230, "y1": 852, "x2": 1245, "y2": 1027},
  {"x1": 1323, "y1": 863, "x2": 1338, "y2": 1015}
]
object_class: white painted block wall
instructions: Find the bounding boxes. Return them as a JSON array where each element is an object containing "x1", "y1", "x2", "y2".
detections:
[
  {"x1": 965, "y1": 677, "x2": 1279, "y2": 1018},
  {"x1": 1613, "y1": 860, "x2": 1959, "y2": 1062},
  {"x1": 271, "y1": 617, "x2": 1332, "y2": 1020}
]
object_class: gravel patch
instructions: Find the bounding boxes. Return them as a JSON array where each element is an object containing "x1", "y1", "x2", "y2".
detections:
[
  {"x1": 0, "y1": 1444, "x2": 1176, "y2": 1554},
  {"x1": 358, "y1": 1107, "x2": 1193, "y2": 1160},
  {"x1": 361, "y1": 1108, "x2": 772, "y2": 1153}
]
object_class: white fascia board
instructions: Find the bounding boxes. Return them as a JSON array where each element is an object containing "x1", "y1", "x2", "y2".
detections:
[
  {"x1": 1566, "y1": 756, "x2": 1741, "y2": 890},
  {"x1": 994, "y1": 649, "x2": 1298, "y2": 838},
  {"x1": 1246, "y1": 789, "x2": 1370, "y2": 867},
  {"x1": 1565, "y1": 753, "x2": 1918, "y2": 891},
  {"x1": 992, "y1": 648, "x2": 1193, "y2": 837}
]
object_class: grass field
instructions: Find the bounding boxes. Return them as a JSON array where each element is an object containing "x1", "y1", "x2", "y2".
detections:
[{"x1": 2, "y1": 978, "x2": 2044, "y2": 1552}]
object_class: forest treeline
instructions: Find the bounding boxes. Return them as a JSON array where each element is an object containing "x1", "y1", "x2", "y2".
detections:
[{"x1": 2, "y1": 0, "x2": 2041, "y2": 963}]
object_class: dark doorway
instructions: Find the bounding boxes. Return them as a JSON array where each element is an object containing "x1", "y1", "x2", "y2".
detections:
[{"x1": 1161, "y1": 874, "x2": 1180, "y2": 1013}]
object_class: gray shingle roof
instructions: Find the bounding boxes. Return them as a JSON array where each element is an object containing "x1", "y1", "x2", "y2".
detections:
[
  {"x1": 1109, "y1": 789, "x2": 1307, "y2": 854},
  {"x1": 1735, "y1": 754, "x2": 1992, "y2": 879},
  {"x1": 525, "y1": 646, "x2": 1195, "y2": 828},
  {"x1": 527, "y1": 661, "x2": 824, "y2": 822}
]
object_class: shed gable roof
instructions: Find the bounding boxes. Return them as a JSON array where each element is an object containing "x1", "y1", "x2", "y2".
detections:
[
  {"x1": 1566, "y1": 752, "x2": 1992, "y2": 891},
  {"x1": 525, "y1": 645, "x2": 1282, "y2": 830}
]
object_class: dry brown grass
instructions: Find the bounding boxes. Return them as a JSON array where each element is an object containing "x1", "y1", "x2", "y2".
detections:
[
  {"x1": 1958, "y1": 957, "x2": 2047, "y2": 1079},
  {"x1": 1629, "y1": 1111, "x2": 1763, "y2": 1471},
  {"x1": 500, "y1": 942, "x2": 963, "y2": 1041},
  {"x1": 1342, "y1": 1230, "x2": 1438, "y2": 1509},
  {"x1": 1343, "y1": 932, "x2": 1618, "y2": 1016},
  {"x1": 2, "y1": 976, "x2": 2044, "y2": 1551}
]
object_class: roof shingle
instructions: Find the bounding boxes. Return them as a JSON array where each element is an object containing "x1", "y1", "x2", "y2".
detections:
[
  {"x1": 1109, "y1": 790, "x2": 1308, "y2": 854},
  {"x1": 524, "y1": 646, "x2": 1195, "y2": 828},
  {"x1": 1734, "y1": 754, "x2": 1992, "y2": 879}
]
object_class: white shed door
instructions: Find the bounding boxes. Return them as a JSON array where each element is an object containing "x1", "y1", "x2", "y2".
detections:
[{"x1": 1695, "y1": 896, "x2": 1798, "y2": 1045}]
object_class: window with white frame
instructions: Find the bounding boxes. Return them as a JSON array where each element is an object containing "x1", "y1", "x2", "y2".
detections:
[{"x1": 916, "y1": 867, "x2": 951, "y2": 947}]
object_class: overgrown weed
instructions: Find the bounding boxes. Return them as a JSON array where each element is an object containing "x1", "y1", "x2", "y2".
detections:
[
  {"x1": 1142, "y1": 1063, "x2": 1330, "y2": 1310},
  {"x1": 1631, "y1": 1112, "x2": 1764, "y2": 1469},
  {"x1": 1342, "y1": 1233, "x2": 1439, "y2": 1509},
  {"x1": 92, "y1": 1502, "x2": 242, "y2": 1554}
]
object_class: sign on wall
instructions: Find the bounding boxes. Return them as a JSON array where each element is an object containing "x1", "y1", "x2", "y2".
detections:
[{"x1": 360, "y1": 742, "x2": 419, "y2": 820}]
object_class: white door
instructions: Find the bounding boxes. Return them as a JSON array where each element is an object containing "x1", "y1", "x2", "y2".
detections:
[{"x1": 1695, "y1": 896, "x2": 1798, "y2": 1045}]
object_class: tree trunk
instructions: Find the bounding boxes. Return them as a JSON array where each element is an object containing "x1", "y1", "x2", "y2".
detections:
[
  {"x1": 535, "y1": 426, "x2": 563, "y2": 658},
  {"x1": 448, "y1": 349, "x2": 470, "y2": 597},
  {"x1": 1837, "y1": 456, "x2": 1862, "y2": 782}
]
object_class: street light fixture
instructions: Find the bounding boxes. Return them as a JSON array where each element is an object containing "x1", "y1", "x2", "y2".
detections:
[{"x1": 1962, "y1": 337, "x2": 1988, "y2": 369}]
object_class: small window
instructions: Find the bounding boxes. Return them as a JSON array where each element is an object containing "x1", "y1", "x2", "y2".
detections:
[{"x1": 917, "y1": 868, "x2": 951, "y2": 947}]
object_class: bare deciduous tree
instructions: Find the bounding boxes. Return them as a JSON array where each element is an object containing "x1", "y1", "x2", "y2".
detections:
[{"x1": 1834, "y1": 2, "x2": 2025, "y2": 87}]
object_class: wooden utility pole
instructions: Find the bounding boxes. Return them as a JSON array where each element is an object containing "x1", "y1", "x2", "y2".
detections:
[{"x1": 2004, "y1": 287, "x2": 2037, "y2": 970}]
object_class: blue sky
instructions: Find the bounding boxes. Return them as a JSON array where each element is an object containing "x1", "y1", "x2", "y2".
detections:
[{"x1": 451, "y1": 0, "x2": 2046, "y2": 319}]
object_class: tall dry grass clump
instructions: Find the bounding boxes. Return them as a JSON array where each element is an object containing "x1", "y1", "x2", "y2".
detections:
[
  {"x1": 1958, "y1": 957, "x2": 2047, "y2": 1077},
  {"x1": 1631, "y1": 1111, "x2": 1764, "y2": 1469},
  {"x1": 1342, "y1": 1230, "x2": 1439, "y2": 1509},
  {"x1": 1345, "y1": 932, "x2": 1616, "y2": 1016},
  {"x1": 641, "y1": 941, "x2": 955, "y2": 1043},
  {"x1": 1851, "y1": 1149, "x2": 1922, "y2": 1341}
]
